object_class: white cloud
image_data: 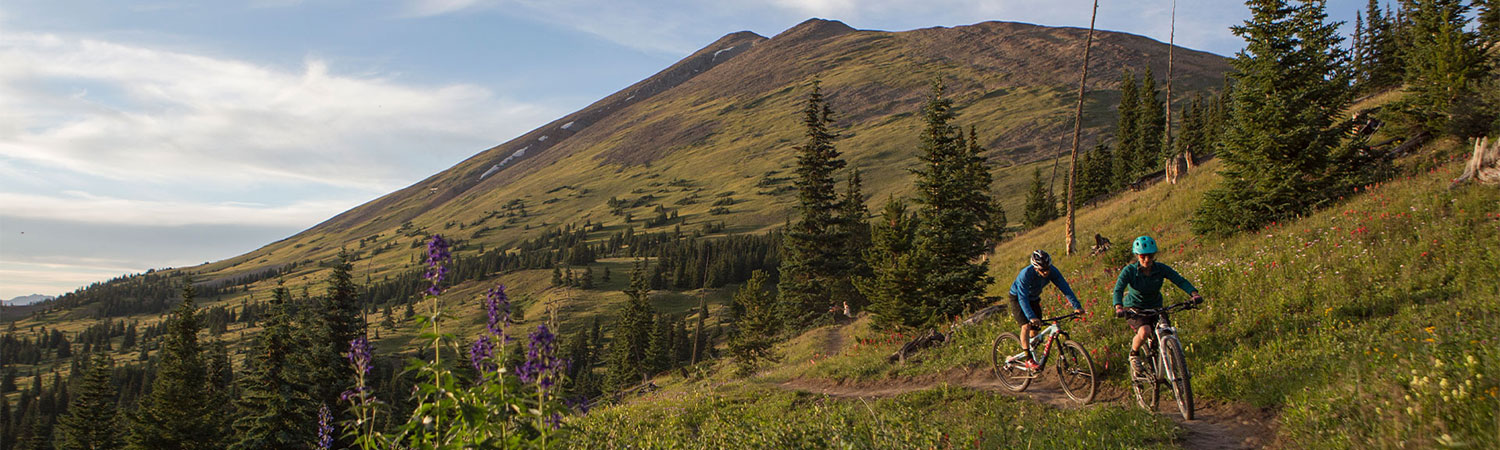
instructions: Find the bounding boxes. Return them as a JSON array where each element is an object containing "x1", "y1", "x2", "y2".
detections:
[
  {"x1": 0, "y1": 191, "x2": 361, "y2": 227},
  {"x1": 0, "y1": 32, "x2": 558, "y2": 193}
]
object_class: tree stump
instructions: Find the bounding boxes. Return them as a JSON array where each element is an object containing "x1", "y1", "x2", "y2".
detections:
[
  {"x1": 1165, "y1": 152, "x2": 1189, "y2": 184},
  {"x1": 1453, "y1": 136, "x2": 1500, "y2": 187},
  {"x1": 1090, "y1": 233, "x2": 1112, "y2": 256}
]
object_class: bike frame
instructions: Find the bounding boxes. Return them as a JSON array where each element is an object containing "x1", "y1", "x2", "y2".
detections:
[
  {"x1": 1009, "y1": 312, "x2": 1079, "y2": 369},
  {"x1": 1152, "y1": 314, "x2": 1183, "y2": 383},
  {"x1": 1134, "y1": 303, "x2": 1191, "y2": 383}
]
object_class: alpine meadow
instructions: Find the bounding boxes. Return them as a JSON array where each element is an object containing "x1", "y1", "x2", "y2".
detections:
[{"x1": 6, "y1": 0, "x2": 1500, "y2": 449}]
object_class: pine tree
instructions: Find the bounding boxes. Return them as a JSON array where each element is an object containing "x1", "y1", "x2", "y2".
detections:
[
  {"x1": 581, "y1": 266, "x2": 595, "y2": 289},
  {"x1": 127, "y1": 283, "x2": 221, "y2": 450},
  {"x1": 1401, "y1": 0, "x2": 1487, "y2": 132},
  {"x1": 1135, "y1": 67, "x2": 1167, "y2": 172},
  {"x1": 606, "y1": 260, "x2": 656, "y2": 391},
  {"x1": 911, "y1": 82, "x2": 999, "y2": 326},
  {"x1": 560, "y1": 331, "x2": 600, "y2": 400},
  {"x1": 726, "y1": 270, "x2": 779, "y2": 375},
  {"x1": 302, "y1": 249, "x2": 363, "y2": 412},
  {"x1": 644, "y1": 313, "x2": 675, "y2": 375},
  {"x1": 1023, "y1": 168, "x2": 1061, "y2": 228},
  {"x1": 1481, "y1": 0, "x2": 1500, "y2": 44},
  {"x1": 829, "y1": 167, "x2": 871, "y2": 311},
  {"x1": 779, "y1": 80, "x2": 850, "y2": 327},
  {"x1": 57, "y1": 353, "x2": 122, "y2": 450},
  {"x1": 1360, "y1": 0, "x2": 1403, "y2": 91},
  {"x1": 1175, "y1": 94, "x2": 1207, "y2": 160},
  {"x1": 1113, "y1": 71, "x2": 1142, "y2": 187},
  {"x1": 229, "y1": 285, "x2": 315, "y2": 450},
  {"x1": 1194, "y1": 0, "x2": 1356, "y2": 236},
  {"x1": 857, "y1": 197, "x2": 924, "y2": 330},
  {"x1": 1078, "y1": 143, "x2": 1115, "y2": 204},
  {"x1": 202, "y1": 339, "x2": 234, "y2": 439}
]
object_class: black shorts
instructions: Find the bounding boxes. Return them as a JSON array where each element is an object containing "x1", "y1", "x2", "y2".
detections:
[
  {"x1": 1008, "y1": 294, "x2": 1042, "y2": 326},
  {"x1": 1127, "y1": 314, "x2": 1159, "y2": 330}
]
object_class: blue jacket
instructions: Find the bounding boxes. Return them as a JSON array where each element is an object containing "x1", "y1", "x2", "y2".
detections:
[{"x1": 1008, "y1": 266, "x2": 1082, "y2": 320}]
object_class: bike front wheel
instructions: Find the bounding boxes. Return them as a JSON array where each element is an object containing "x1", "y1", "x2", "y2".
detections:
[
  {"x1": 991, "y1": 332, "x2": 1032, "y2": 392},
  {"x1": 1161, "y1": 336, "x2": 1194, "y2": 420},
  {"x1": 1130, "y1": 346, "x2": 1160, "y2": 411},
  {"x1": 1055, "y1": 340, "x2": 1096, "y2": 404}
]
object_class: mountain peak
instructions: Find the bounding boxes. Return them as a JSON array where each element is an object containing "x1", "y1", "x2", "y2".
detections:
[{"x1": 772, "y1": 18, "x2": 856, "y2": 44}]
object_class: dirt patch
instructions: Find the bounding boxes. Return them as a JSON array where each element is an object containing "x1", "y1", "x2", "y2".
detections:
[{"x1": 776, "y1": 367, "x2": 1277, "y2": 449}]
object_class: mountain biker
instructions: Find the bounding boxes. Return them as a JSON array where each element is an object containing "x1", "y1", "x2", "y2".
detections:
[
  {"x1": 1008, "y1": 250, "x2": 1084, "y2": 370},
  {"x1": 1113, "y1": 236, "x2": 1203, "y2": 374}
]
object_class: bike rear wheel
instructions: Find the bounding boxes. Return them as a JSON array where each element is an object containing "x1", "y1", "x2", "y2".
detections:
[
  {"x1": 1161, "y1": 336, "x2": 1194, "y2": 420},
  {"x1": 991, "y1": 332, "x2": 1032, "y2": 392},
  {"x1": 1055, "y1": 340, "x2": 1096, "y2": 404},
  {"x1": 1130, "y1": 345, "x2": 1160, "y2": 411}
]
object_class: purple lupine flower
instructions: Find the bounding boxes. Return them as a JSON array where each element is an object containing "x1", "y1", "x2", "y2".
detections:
[
  {"x1": 546, "y1": 412, "x2": 563, "y2": 430},
  {"x1": 347, "y1": 336, "x2": 372, "y2": 375},
  {"x1": 424, "y1": 234, "x2": 451, "y2": 296},
  {"x1": 518, "y1": 324, "x2": 560, "y2": 390},
  {"x1": 339, "y1": 387, "x2": 367, "y2": 403},
  {"x1": 484, "y1": 285, "x2": 512, "y2": 337},
  {"x1": 468, "y1": 335, "x2": 495, "y2": 373},
  {"x1": 316, "y1": 404, "x2": 334, "y2": 450},
  {"x1": 564, "y1": 396, "x2": 592, "y2": 415}
]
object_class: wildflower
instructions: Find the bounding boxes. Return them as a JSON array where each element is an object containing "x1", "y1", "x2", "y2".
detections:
[
  {"x1": 339, "y1": 387, "x2": 368, "y2": 402},
  {"x1": 316, "y1": 404, "x2": 334, "y2": 450},
  {"x1": 424, "y1": 234, "x2": 452, "y2": 296},
  {"x1": 519, "y1": 324, "x2": 562, "y2": 391},
  {"x1": 564, "y1": 396, "x2": 592, "y2": 415},
  {"x1": 347, "y1": 336, "x2": 373, "y2": 375},
  {"x1": 469, "y1": 335, "x2": 495, "y2": 373},
  {"x1": 484, "y1": 285, "x2": 512, "y2": 337}
]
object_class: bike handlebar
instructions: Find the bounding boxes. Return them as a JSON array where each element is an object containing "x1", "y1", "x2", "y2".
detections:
[
  {"x1": 1040, "y1": 311, "x2": 1082, "y2": 324},
  {"x1": 1120, "y1": 299, "x2": 1201, "y2": 318}
]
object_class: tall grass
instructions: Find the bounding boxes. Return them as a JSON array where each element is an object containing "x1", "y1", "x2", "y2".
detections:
[{"x1": 785, "y1": 144, "x2": 1499, "y2": 446}]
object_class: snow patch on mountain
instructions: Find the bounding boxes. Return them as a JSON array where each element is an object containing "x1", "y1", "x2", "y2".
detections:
[
  {"x1": 561, "y1": 121, "x2": 576, "y2": 130},
  {"x1": 480, "y1": 146, "x2": 530, "y2": 180},
  {"x1": 712, "y1": 46, "x2": 736, "y2": 59}
]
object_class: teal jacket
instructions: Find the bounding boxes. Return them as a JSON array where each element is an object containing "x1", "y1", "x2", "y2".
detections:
[{"x1": 1112, "y1": 262, "x2": 1197, "y2": 309}]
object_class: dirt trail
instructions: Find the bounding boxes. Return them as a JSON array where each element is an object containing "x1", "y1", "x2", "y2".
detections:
[{"x1": 776, "y1": 368, "x2": 1275, "y2": 450}]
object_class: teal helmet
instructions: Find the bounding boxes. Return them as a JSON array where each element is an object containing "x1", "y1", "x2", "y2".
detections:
[{"x1": 1132, "y1": 236, "x2": 1158, "y2": 255}]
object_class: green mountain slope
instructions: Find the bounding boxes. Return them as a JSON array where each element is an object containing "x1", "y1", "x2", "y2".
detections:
[
  {"x1": 181, "y1": 18, "x2": 1228, "y2": 299},
  {"x1": 575, "y1": 137, "x2": 1500, "y2": 447}
]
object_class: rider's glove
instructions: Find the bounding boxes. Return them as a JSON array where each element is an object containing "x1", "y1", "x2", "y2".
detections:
[
  {"x1": 1114, "y1": 305, "x2": 1126, "y2": 318},
  {"x1": 1028, "y1": 318, "x2": 1042, "y2": 328}
]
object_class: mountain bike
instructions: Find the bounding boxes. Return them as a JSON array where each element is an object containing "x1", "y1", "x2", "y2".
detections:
[
  {"x1": 1124, "y1": 299, "x2": 1201, "y2": 420},
  {"x1": 991, "y1": 312, "x2": 1096, "y2": 404}
]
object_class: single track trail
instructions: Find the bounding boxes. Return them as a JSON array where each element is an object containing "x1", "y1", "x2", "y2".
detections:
[{"x1": 774, "y1": 323, "x2": 1276, "y2": 449}]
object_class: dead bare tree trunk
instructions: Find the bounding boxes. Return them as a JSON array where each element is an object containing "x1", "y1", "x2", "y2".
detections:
[
  {"x1": 1064, "y1": 0, "x2": 1099, "y2": 256},
  {"x1": 1453, "y1": 136, "x2": 1500, "y2": 187},
  {"x1": 1164, "y1": 0, "x2": 1176, "y2": 168}
]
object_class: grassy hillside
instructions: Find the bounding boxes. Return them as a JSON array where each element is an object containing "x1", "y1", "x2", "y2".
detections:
[
  {"x1": 569, "y1": 136, "x2": 1500, "y2": 448},
  {"x1": 5, "y1": 19, "x2": 1230, "y2": 381}
]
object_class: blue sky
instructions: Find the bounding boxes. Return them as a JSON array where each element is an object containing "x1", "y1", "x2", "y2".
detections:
[{"x1": 0, "y1": 0, "x2": 1370, "y2": 299}]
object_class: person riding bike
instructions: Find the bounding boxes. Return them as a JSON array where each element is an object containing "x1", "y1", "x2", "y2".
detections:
[
  {"x1": 1113, "y1": 236, "x2": 1203, "y2": 374},
  {"x1": 1008, "y1": 250, "x2": 1084, "y2": 370}
]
